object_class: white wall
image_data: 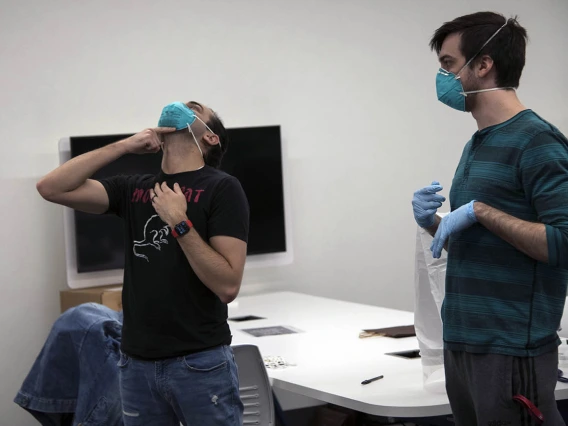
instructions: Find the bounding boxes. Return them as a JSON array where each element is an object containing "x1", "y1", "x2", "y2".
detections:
[{"x1": 1, "y1": 0, "x2": 567, "y2": 422}]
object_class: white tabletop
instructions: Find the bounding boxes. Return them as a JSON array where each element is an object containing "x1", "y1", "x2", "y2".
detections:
[{"x1": 229, "y1": 291, "x2": 568, "y2": 418}]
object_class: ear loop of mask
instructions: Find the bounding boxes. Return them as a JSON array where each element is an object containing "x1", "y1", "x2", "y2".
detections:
[
  {"x1": 200, "y1": 116, "x2": 222, "y2": 150},
  {"x1": 196, "y1": 115, "x2": 221, "y2": 150},
  {"x1": 187, "y1": 123, "x2": 204, "y2": 158},
  {"x1": 455, "y1": 19, "x2": 508, "y2": 79},
  {"x1": 187, "y1": 115, "x2": 223, "y2": 158},
  {"x1": 186, "y1": 116, "x2": 222, "y2": 162},
  {"x1": 453, "y1": 19, "x2": 515, "y2": 95}
]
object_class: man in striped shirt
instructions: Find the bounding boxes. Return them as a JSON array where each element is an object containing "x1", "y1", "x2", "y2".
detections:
[{"x1": 412, "y1": 11, "x2": 568, "y2": 425}]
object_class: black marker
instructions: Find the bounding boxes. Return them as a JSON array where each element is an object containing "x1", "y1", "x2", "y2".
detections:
[{"x1": 361, "y1": 375, "x2": 384, "y2": 385}]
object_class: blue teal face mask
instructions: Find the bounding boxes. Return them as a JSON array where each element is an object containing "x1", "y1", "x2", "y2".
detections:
[
  {"x1": 158, "y1": 102, "x2": 197, "y2": 130},
  {"x1": 157, "y1": 102, "x2": 220, "y2": 157},
  {"x1": 435, "y1": 20, "x2": 514, "y2": 112}
]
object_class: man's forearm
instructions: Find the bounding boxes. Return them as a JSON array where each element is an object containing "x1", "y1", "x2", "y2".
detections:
[
  {"x1": 37, "y1": 141, "x2": 128, "y2": 197},
  {"x1": 175, "y1": 228, "x2": 240, "y2": 304},
  {"x1": 474, "y1": 202, "x2": 548, "y2": 263}
]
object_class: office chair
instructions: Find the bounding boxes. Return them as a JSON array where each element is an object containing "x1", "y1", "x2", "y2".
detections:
[{"x1": 232, "y1": 344, "x2": 275, "y2": 426}]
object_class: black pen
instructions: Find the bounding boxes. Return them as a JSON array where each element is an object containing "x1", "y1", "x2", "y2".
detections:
[{"x1": 361, "y1": 375, "x2": 384, "y2": 385}]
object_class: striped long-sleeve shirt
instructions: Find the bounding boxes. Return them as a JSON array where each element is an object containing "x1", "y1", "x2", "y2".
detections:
[{"x1": 444, "y1": 109, "x2": 568, "y2": 357}]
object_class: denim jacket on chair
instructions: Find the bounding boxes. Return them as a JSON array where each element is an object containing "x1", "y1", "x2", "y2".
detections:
[{"x1": 14, "y1": 303, "x2": 124, "y2": 426}]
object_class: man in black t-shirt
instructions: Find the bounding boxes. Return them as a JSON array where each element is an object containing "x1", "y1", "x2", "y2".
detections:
[{"x1": 37, "y1": 101, "x2": 249, "y2": 425}]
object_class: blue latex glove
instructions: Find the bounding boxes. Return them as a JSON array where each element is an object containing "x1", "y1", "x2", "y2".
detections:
[
  {"x1": 412, "y1": 181, "x2": 446, "y2": 228},
  {"x1": 431, "y1": 200, "x2": 478, "y2": 258}
]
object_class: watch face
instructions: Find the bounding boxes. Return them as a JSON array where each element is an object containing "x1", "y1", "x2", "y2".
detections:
[{"x1": 175, "y1": 221, "x2": 190, "y2": 235}]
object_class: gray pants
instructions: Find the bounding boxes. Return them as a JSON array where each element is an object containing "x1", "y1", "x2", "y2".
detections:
[{"x1": 444, "y1": 349, "x2": 565, "y2": 426}]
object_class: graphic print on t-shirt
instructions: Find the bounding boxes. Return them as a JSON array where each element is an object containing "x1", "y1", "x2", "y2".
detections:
[
  {"x1": 130, "y1": 183, "x2": 208, "y2": 262},
  {"x1": 133, "y1": 214, "x2": 170, "y2": 262},
  {"x1": 98, "y1": 168, "x2": 251, "y2": 358},
  {"x1": 131, "y1": 186, "x2": 205, "y2": 204}
]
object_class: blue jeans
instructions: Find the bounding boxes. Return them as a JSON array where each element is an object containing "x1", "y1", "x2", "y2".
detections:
[{"x1": 118, "y1": 345, "x2": 243, "y2": 426}]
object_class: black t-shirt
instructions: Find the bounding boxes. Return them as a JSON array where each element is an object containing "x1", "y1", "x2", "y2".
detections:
[{"x1": 99, "y1": 166, "x2": 249, "y2": 359}]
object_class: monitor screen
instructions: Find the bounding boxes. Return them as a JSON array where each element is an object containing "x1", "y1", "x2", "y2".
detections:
[{"x1": 69, "y1": 126, "x2": 286, "y2": 273}]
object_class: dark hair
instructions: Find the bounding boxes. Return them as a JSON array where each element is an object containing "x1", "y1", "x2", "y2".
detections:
[
  {"x1": 429, "y1": 11, "x2": 528, "y2": 88},
  {"x1": 204, "y1": 111, "x2": 229, "y2": 169}
]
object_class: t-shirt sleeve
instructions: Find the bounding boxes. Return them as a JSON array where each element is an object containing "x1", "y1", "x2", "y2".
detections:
[
  {"x1": 208, "y1": 176, "x2": 250, "y2": 243},
  {"x1": 97, "y1": 175, "x2": 130, "y2": 217},
  {"x1": 520, "y1": 130, "x2": 568, "y2": 269}
]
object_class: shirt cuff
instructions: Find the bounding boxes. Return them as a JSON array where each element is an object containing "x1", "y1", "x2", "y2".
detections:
[{"x1": 546, "y1": 224, "x2": 560, "y2": 267}]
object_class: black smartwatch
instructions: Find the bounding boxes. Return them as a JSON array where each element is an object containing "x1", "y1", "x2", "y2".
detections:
[{"x1": 172, "y1": 219, "x2": 193, "y2": 238}]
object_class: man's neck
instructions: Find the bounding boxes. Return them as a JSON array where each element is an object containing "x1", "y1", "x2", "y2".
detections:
[
  {"x1": 161, "y1": 141, "x2": 205, "y2": 175},
  {"x1": 471, "y1": 90, "x2": 527, "y2": 130}
]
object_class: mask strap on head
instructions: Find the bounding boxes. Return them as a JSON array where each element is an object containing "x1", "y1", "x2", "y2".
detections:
[
  {"x1": 187, "y1": 124, "x2": 204, "y2": 158},
  {"x1": 456, "y1": 18, "x2": 509, "y2": 78},
  {"x1": 463, "y1": 86, "x2": 516, "y2": 96},
  {"x1": 193, "y1": 115, "x2": 222, "y2": 149}
]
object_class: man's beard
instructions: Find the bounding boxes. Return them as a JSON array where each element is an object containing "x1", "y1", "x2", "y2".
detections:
[{"x1": 463, "y1": 76, "x2": 482, "y2": 113}]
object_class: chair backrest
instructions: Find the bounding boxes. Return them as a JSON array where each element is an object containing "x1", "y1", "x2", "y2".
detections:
[{"x1": 232, "y1": 344, "x2": 275, "y2": 426}]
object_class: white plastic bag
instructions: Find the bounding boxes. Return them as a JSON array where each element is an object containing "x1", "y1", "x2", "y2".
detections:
[{"x1": 414, "y1": 224, "x2": 447, "y2": 393}]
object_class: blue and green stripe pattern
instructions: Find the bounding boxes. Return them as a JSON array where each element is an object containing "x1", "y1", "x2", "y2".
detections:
[{"x1": 444, "y1": 110, "x2": 568, "y2": 357}]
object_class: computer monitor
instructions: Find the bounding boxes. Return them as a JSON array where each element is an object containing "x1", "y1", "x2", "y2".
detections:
[{"x1": 58, "y1": 125, "x2": 292, "y2": 289}]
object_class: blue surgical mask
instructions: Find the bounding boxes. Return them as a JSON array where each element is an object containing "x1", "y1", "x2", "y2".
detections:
[
  {"x1": 158, "y1": 101, "x2": 197, "y2": 130},
  {"x1": 435, "y1": 20, "x2": 515, "y2": 112},
  {"x1": 157, "y1": 102, "x2": 220, "y2": 158}
]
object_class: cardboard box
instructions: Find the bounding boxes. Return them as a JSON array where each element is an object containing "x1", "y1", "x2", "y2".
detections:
[{"x1": 60, "y1": 285, "x2": 123, "y2": 313}]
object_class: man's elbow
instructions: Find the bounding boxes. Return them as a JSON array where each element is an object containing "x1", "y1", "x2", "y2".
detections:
[
  {"x1": 555, "y1": 248, "x2": 568, "y2": 270},
  {"x1": 220, "y1": 294, "x2": 237, "y2": 305},
  {"x1": 219, "y1": 281, "x2": 241, "y2": 304},
  {"x1": 36, "y1": 178, "x2": 55, "y2": 201},
  {"x1": 546, "y1": 226, "x2": 568, "y2": 269}
]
